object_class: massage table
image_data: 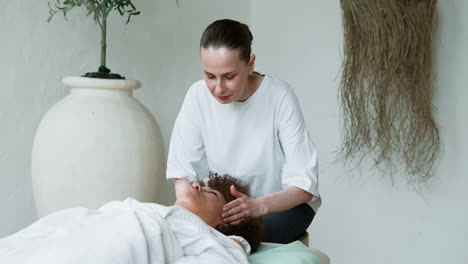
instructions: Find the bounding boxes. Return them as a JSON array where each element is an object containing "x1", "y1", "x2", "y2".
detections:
[{"x1": 250, "y1": 232, "x2": 330, "y2": 264}]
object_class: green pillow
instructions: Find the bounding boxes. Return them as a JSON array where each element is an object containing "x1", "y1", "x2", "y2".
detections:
[{"x1": 248, "y1": 241, "x2": 320, "y2": 264}]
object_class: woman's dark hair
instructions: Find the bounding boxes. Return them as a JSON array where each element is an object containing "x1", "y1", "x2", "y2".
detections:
[
  {"x1": 206, "y1": 171, "x2": 264, "y2": 253},
  {"x1": 200, "y1": 19, "x2": 254, "y2": 63}
]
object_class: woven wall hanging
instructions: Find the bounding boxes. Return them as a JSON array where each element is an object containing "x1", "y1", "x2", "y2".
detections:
[{"x1": 338, "y1": 0, "x2": 440, "y2": 183}]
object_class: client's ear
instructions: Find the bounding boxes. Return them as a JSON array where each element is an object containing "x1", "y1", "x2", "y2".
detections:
[
  {"x1": 215, "y1": 223, "x2": 231, "y2": 233},
  {"x1": 216, "y1": 219, "x2": 247, "y2": 233}
]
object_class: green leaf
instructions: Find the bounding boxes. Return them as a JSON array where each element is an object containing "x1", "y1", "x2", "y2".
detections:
[
  {"x1": 85, "y1": 7, "x2": 93, "y2": 17},
  {"x1": 117, "y1": 6, "x2": 124, "y2": 16}
]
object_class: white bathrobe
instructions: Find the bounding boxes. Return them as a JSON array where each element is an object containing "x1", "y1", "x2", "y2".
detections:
[{"x1": 0, "y1": 198, "x2": 248, "y2": 264}]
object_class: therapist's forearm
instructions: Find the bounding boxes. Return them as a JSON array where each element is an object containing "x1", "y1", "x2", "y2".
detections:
[
  {"x1": 257, "y1": 186, "x2": 313, "y2": 215},
  {"x1": 174, "y1": 178, "x2": 191, "y2": 199}
]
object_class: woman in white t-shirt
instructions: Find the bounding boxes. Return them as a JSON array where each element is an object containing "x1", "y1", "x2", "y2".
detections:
[{"x1": 167, "y1": 19, "x2": 320, "y2": 243}]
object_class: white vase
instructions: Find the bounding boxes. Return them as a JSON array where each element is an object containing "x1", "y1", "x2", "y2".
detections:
[{"x1": 32, "y1": 77, "x2": 165, "y2": 217}]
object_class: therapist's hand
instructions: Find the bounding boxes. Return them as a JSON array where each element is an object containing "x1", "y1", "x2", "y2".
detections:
[{"x1": 222, "y1": 185, "x2": 267, "y2": 225}]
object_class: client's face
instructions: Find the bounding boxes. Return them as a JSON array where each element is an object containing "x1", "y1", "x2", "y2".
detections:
[{"x1": 175, "y1": 181, "x2": 227, "y2": 227}]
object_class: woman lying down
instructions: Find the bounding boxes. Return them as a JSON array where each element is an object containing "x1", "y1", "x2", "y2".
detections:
[{"x1": 0, "y1": 173, "x2": 263, "y2": 264}]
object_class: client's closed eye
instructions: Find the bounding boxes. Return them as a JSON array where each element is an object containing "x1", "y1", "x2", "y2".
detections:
[{"x1": 204, "y1": 188, "x2": 220, "y2": 198}]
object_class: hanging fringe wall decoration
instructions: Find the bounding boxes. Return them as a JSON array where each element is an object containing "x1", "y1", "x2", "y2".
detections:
[{"x1": 338, "y1": 0, "x2": 440, "y2": 183}]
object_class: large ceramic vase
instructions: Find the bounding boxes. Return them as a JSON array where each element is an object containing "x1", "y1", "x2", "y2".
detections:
[{"x1": 32, "y1": 77, "x2": 165, "y2": 217}]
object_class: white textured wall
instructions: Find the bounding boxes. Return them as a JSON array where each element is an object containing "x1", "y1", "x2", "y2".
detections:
[
  {"x1": 2, "y1": 0, "x2": 467, "y2": 263},
  {"x1": 0, "y1": 0, "x2": 249, "y2": 237},
  {"x1": 251, "y1": 0, "x2": 467, "y2": 263}
]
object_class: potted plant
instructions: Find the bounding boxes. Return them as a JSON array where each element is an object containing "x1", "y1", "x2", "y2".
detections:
[
  {"x1": 48, "y1": 0, "x2": 141, "y2": 79},
  {"x1": 32, "y1": 0, "x2": 166, "y2": 217}
]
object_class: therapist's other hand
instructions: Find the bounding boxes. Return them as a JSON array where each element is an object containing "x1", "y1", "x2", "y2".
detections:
[{"x1": 222, "y1": 185, "x2": 267, "y2": 225}]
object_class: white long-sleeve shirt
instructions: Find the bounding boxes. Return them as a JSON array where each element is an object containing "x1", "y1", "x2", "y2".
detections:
[{"x1": 167, "y1": 75, "x2": 321, "y2": 211}]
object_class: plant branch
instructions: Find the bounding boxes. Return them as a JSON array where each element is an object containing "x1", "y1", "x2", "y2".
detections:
[{"x1": 47, "y1": 0, "x2": 141, "y2": 70}]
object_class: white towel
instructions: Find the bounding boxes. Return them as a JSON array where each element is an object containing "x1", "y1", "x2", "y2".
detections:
[{"x1": 0, "y1": 198, "x2": 248, "y2": 264}]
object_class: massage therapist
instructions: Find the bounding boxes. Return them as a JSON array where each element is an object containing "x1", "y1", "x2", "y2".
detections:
[{"x1": 166, "y1": 19, "x2": 320, "y2": 243}]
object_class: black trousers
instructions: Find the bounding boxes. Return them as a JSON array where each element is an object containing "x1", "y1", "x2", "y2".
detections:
[{"x1": 260, "y1": 203, "x2": 315, "y2": 244}]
